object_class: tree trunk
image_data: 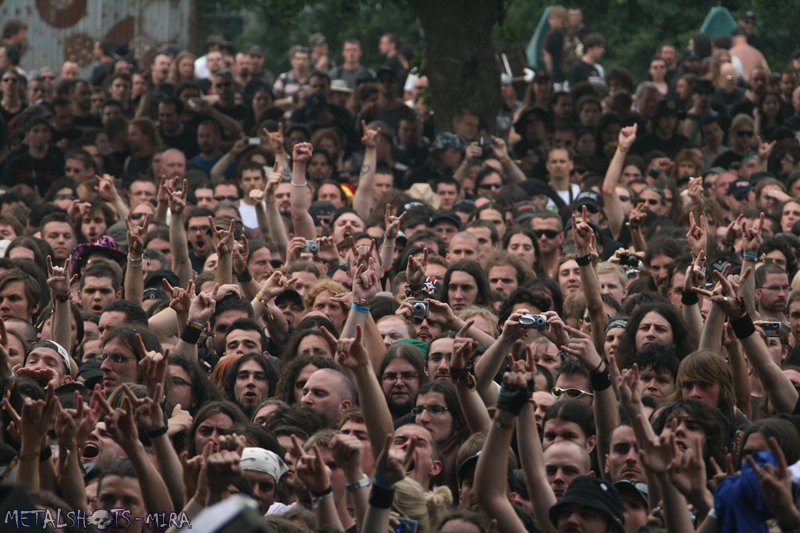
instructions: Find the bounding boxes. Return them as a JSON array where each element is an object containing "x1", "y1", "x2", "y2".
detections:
[{"x1": 405, "y1": 0, "x2": 503, "y2": 136}]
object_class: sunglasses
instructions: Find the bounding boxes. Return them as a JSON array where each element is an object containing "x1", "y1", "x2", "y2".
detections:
[
  {"x1": 54, "y1": 194, "x2": 76, "y2": 201},
  {"x1": 618, "y1": 195, "x2": 631, "y2": 202},
  {"x1": 478, "y1": 182, "x2": 503, "y2": 191},
  {"x1": 639, "y1": 198, "x2": 661, "y2": 206},
  {"x1": 736, "y1": 130, "x2": 754, "y2": 137},
  {"x1": 580, "y1": 204, "x2": 600, "y2": 214},
  {"x1": 130, "y1": 212, "x2": 148, "y2": 220},
  {"x1": 410, "y1": 404, "x2": 450, "y2": 416},
  {"x1": 215, "y1": 195, "x2": 239, "y2": 202},
  {"x1": 551, "y1": 386, "x2": 594, "y2": 399},
  {"x1": 533, "y1": 229, "x2": 560, "y2": 239}
]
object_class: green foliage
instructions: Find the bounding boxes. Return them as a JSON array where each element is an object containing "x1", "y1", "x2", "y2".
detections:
[
  {"x1": 501, "y1": 0, "x2": 799, "y2": 79},
  {"x1": 224, "y1": 0, "x2": 423, "y2": 75}
]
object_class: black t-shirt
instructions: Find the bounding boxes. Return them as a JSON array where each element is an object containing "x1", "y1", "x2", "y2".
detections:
[
  {"x1": 2, "y1": 151, "x2": 64, "y2": 196},
  {"x1": 630, "y1": 132, "x2": 690, "y2": 160},
  {"x1": 711, "y1": 149, "x2": 750, "y2": 170},
  {"x1": 544, "y1": 29, "x2": 567, "y2": 83},
  {"x1": 568, "y1": 60, "x2": 602, "y2": 87},
  {"x1": 73, "y1": 114, "x2": 102, "y2": 129},
  {"x1": 197, "y1": 78, "x2": 212, "y2": 95},
  {"x1": 212, "y1": 102, "x2": 247, "y2": 124},
  {"x1": 160, "y1": 125, "x2": 200, "y2": 159},
  {"x1": 51, "y1": 126, "x2": 82, "y2": 146}
]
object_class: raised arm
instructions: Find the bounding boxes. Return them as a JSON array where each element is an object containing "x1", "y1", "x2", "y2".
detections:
[
  {"x1": 210, "y1": 217, "x2": 235, "y2": 286},
  {"x1": 451, "y1": 321, "x2": 492, "y2": 434},
  {"x1": 210, "y1": 138, "x2": 246, "y2": 184},
  {"x1": 474, "y1": 309, "x2": 528, "y2": 406},
  {"x1": 572, "y1": 209, "x2": 607, "y2": 353},
  {"x1": 602, "y1": 124, "x2": 637, "y2": 239},
  {"x1": 490, "y1": 136, "x2": 527, "y2": 183},
  {"x1": 362, "y1": 434, "x2": 416, "y2": 533},
  {"x1": 124, "y1": 213, "x2": 150, "y2": 305},
  {"x1": 474, "y1": 365, "x2": 531, "y2": 533},
  {"x1": 724, "y1": 322, "x2": 751, "y2": 421},
  {"x1": 263, "y1": 166, "x2": 289, "y2": 260},
  {"x1": 290, "y1": 142, "x2": 317, "y2": 239},
  {"x1": 95, "y1": 173, "x2": 129, "y2": 220},
  {"x1": 45, "y1": 256, "x2": 78, "y2": 356},
  {"x1": 353, "y1": 122, "x2": 380, "y2": 220},
  {"x1": 167, "y1": 179, "x2": 192, "y2": 288},
  {"x1": 266, "y1": 123, "x2": 290, "y2": 169},
  {"x1": 380, "y1": 204, "x2": 404, "y2": 275},
  {"x1": 684, "y1": 251, "x2": 708, "y2": 348}
]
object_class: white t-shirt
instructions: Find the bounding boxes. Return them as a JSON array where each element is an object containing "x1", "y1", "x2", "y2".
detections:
[
  {"x1": 238, "y1": 201, "x2": 265, "y2": 230},
  {"x1": 547, "y1": 183, "x2": 581, "y2": 208}
]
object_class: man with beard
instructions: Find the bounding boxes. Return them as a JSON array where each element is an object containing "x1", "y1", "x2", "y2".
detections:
[
  {"x1": 644, "y1": 239, "x2": 684, "y2": 293},
  {"x1": 225, "y1": 352, "x2": 278, "y2": 418},
  {"x1": 189, "y1": 120, "x2": 232, "y2": 178},
  {"x1": 379, "y1": 343, "x2": 427, "y2": 419},
  {"x1": 425, "y1": 333, "x2": 454, "y2": 382},
  {"x1": 755, "y1": 262, "x2": 790, "y2": 322},
  {"x1": 158, "y1": 97, "x2": 199, "y2": 158},
  {"x1": 185, "y1": 207, "x2": 215, "y2": 273}
]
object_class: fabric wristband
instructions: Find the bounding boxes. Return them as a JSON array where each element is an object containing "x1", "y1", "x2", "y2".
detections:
[
  {"x1": 742, "y1": 251, "x2": 758, "y2": 259},
  {"x1": 236, "y1": 268, "x2": 253, "y2": 283},
  {"x1": 496, "y1": 382, "x2": 533, "y2": 416},
  {"x1": 352, "y1": 303, "x2": 370, "y2": 313},
  {"x1": 575, "y1": 253, "x2": 593, "y2": 267},
  {"x1": 590, "y1": 365, "x2": 612, "y2": 391},
  {"x1": 180, "y1": 324, "x2": 202, "y2": 345},
  {"x1": 145, "y1": 425, "x2": 169, "y2": 438},
  {"x1": 681, "y1": 290, "x2": 699, "y2": 306},
  {"x1": 368, "y1": 484, "x2": 395, "y2": 509},
  {"x1": 730, "y1": 313, "x2": 756, "y2": 339}
]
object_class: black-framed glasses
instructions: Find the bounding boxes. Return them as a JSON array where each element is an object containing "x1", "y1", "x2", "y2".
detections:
[
  {"x1": 763, "y1": 285, "x2": 790, "y2": 292},
  {"x1": 99, "y1": 352, "x2": 137, "y2": 363},
  {"x1": 736, "y1": 130, "x2": 754, "y2": 137},
  {"x1": 215, "y1": 195, "x2": 239, "y2": 202},
  {"x1": 478, "y1": 182, "x2": 503, "y2": 191},
  {"x1": 533, "y1": 229, "x2": 560, "y2": 239},
  {"x1": 171, "y1": 376, "x2": 192, "y2": 387},
  {"x1": 381, "y1": 371, "x2": 419, "y2": 382},
  {"x1": 551, "y1": 386, "x2": 594, "y2": 399},
  {"x1": 410, "y1": 404, "x2": 450, "y2": 416},
  {"x1": 639, "y1": 198, "x2": 661, "y2": 206}
]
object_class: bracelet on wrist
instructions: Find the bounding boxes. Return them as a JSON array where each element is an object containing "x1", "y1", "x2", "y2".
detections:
[
  {"x1": 352, "y1": 302, "x2": 370, "y2": 313},
  {"x1": 575, "y1": 253, "x2": 593, "y2": 267},
  {"x1": 146, "y1": 425, "x2": 169, "y2": 438},
  {"x1": 681, "y1": 290, "x2": 700, "y2": 306},
  {"x1": 617, "y1": 144, "x2": 629, "y2": 153},
  {"x1": 291, "y1": 182, "x2": 307, "y2": 187},
  {"x1": 236, "y1": 268, "x2": 253, "y2": 282},
  {"x1": 52, "y1": 292, "x2": 69, "y2": 303},
  {"x1": 493, "y1": 415, "x2": 516, "y2": 431},
  {"x1": 346, "y1": 473, "x2": 370, "y2": 491},
  {"x1": 180, "y1": 324, "x2": 202, "y2": 345},
  {"x1": 730, "y1": 313, "x2": 755, "y2": 338},
  {"x1": 192, "y1": 493, "x2": 206, "y2": 507},
  {"x1": 368, "y1": 484, "x2": 395, "y2": 509}
]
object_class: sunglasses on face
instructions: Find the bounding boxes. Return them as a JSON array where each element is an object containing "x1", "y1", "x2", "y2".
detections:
[
  {"x1": 478, "y1": 182, "x2": 503, "y2": 191},
  {"x1": 216, "y1": 82, "x2": 232, "y2": 88},
  {"x1": 736, "y1": 130, "x2": 754, "y2": 137},
  {"x1": 533, "y1": 229, "x2": 560, "y2": 239},
  {"x1": 410, "y1": 404, "x2": 450, "y2": 416},
  {"x1": 551, "y1": 386, "x2": 594, "y2": 399},
  {"x1": 130, "y1": 212, "x2": 148, "y2": 221},
  {"x1": 639, "y1": 198, "x2": 661, "y2": 206},
  {"x1": 618, "y1": 195, "x2": 631, "y2": 202},
  {"x1": 579, "y1": 204, "x2": 600, "y2": 214},
  {"x1": 215, "y1": 195, "x2": 239, "y2": 202}
]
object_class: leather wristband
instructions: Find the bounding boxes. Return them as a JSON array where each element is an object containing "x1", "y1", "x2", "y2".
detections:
[
  {"x1": 590, "y1": 364, "x2": 612, "y2": 391},
  {"x1": 146, "y1": 425, "x2": 169, "y2": 438},
  {"x1": 180, "y1": 324, "x2": 202, "y2": 345},
  {"x1": 730, "y1": 313, "x2": 756, "y2": 339},
  {"x1": 681, "y1": 290, "x2": 699, "y2": 306},
  {"x1": 236, "y1": 268, "x2": 253, "y2": 282},
  {"x1": 575, "y1": 253, "x2": 593, "y2": 267},
  {"x1": 496, "y1": 381, "x2": 533, "y2": 416},
  {"x1": 368, "y1": 484, "x2": 395, "y2": 509},
  {"x1": 39, "y1": 445, "x2": 52, "y2": 462},
  {"x1": 308, "y1": 485, "x2": 333, "y2": 498}
]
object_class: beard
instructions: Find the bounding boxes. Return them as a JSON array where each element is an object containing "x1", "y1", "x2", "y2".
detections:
[{"x1": 386, "y1": 393, "x2": 413, "y2": 418}]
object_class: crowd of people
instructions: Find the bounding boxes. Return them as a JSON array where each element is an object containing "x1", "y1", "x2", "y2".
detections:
[{"x1": 3, "y1": 5, "x2": 800, "y2": 533}]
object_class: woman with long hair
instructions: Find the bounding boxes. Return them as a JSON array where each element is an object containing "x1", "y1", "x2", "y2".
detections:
[
  {"x1": 169, "y1": 51, "x2": 196, "y2": 84},
  {"x1": 755, "y1": 90, "x2": 784, "y2": 138}
]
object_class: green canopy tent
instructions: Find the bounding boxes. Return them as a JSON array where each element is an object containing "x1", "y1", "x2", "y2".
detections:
[{"x1": 699, "y1": 6, "x2": 737, "y2": 39}]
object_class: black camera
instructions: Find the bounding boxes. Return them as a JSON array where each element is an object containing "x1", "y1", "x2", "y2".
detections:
[
  {"x1": 302, "y1": 240, "x2": 320, "y2": 253},
  {"x1": 519, "y1": 313, "x2": 548, "y2": 329},
  {"x1": 762, "y1": 322, "x2": 781, "y2": 337},
  {"x1": 619, "y1": 253, "x2": 642, "y2": 268},
  {"x1": 410, "y1": 300, "x2": 429, "y2": 319}
]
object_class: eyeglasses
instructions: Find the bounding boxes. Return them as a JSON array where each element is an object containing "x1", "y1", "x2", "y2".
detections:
[
  {"x1": 99, "y1": 352, "x2": 138, "y2": 363},
  {"x1": 54, "y1": 194, "x2": 76, "y2": 201},
  {"x1": 763, "y1": 285, "x2": 790, "y2": 292},
  {"x1": 533, "y1": 229, "x2": 560, "y2": 239},
  {"x1": 428, "y1": 352, "x2": 452, "y2": 363},
  {"x1": 736, "y1": 130, "x2": 754, "y2": 137},
  {"x1": 189, "y1": 225, "x2": 213, "y2": 235},
  {"x1": 478, "y1": 182, "x2": 503, "y2": 191},
  {"x1": 410, "y1": 404, "x2": 450, "y2": 416},
  {"x1": 726, "y1": 75, "x2": 737, "y2": 81},
  {"x1": 618, "y1": 195, "x2": 631, "y2": 202},
  {"x1": 171, "y1": 376, "x2": 192, "y2": 387},
  {"x1": 382, "y1": 371, "x2": 419, "y2": 382},
  {"x1": 551, "y1": 386, "x2": 594, "y2": 399},
  {"x1": 215, "y1": 195, "x2": 239, "y2": 202}
]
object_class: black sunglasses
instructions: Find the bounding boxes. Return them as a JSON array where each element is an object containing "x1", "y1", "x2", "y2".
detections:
[
  {"x1": 215, "y1": 195, "x2": 239, "y2": 202},
  {"x1": 533, "y1": 229, "x2": 560, "y2": 239}
]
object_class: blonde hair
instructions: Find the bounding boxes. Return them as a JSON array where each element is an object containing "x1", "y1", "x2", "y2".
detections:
[
  {"x1": 303, "y1": 279, "x2": 348, "y2": 313},
  {"x1": 456, "y1": 305, "x2": 499, "y2": 337},
  {"x1": 392, "y1": 478, "x2": 453, "y2": 533},
  {"x1": 596, "y1": 262, "x2": 626, "y2": 290}
]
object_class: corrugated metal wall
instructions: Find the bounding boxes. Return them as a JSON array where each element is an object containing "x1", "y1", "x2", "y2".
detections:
[{"x1": 0, "y1": 0, "x2": 192, "y2": 76}]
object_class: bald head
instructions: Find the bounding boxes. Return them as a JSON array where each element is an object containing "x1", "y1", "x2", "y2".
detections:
[
  {"x1": 301, "y1": 368, "x2": 357, "y2": 427},
  {"x1": 162, "y1": 148, "x2": 186, "y2": 179},
  {"x1": 447, "y1": 231, "x2": 480, "y2": 262}
]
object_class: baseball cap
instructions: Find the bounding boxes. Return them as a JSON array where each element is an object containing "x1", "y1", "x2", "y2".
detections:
[
  {"x1": 248, "y1": 46, "x2": 264, "y2": 57},
  {"x1": 683, "y1": 50, "x2": 700, "y2": 62},
  {"x1": 144, "y1": 269, "x2": 180, "y2": 291},
  {"x1": 549, "y1": 476, "x2": 625, "y2": 528},
  {"x1": 275, "y1": 289, "x2": 304, "y2": 308},
  {"x1": 430, "y1": 211, "x2": 462, "y2": 231},
  {"x1": 143, "y1": 287, "x2": 168, "y2": 301},
  {"x1": 377, "y1": 66, "x2": 397, "y2": 80},
  {"x1": 453, "y1": 199, "x2": 476, "y2": 215},
  {"x1": 613, "y1": 480, "x2": 649, "y2": 505},
  {"x1": 512, "y1": 201, "x2": 537, "y2": 223},
  {"x1": 310, "y1": 201, "x2": 336, "y2": 220},
  {"x1": 27, "y1": 341, "x2": 72, "y2": 374},
  {"x1": 240, "y1": 448, "x2": 289, "y2": 482},
  {"x1": 330, "y1": 79, "x2": 353, "y2": 94},
  {"x1": 574, "y1": 190, "x2": 604, "y2": 211},
  {"x1": 741, "y1": 10, "x2": 756, "y2": 21},
  {"x1": 729, "y1": 180, "x2": 752, "y2": 200},
  {"x1": 430, "y1": 132, "x2": 466, "y2": 153},
  {"x1": 305, "y1": 91, "x2": 329, "y2": 114}
]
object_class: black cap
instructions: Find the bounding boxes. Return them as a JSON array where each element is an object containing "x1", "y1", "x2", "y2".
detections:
[
  {"x1": 683, "y1": 49, "x2": 700, "y2": 62},
  {"x1": 512, "y1": 201, "x2": 537, "y2": 223},
  {"x1": 144, "y1": 269, "x2": 180, "y2": 291},
  {"x1": 694, "y1": 78, "x2": 714, "y2": 94},
  {"x1": 613, "y1": 480, "x2": 649, "y2": 505},
  {"x1": 728, "y1": 180, "x2": 752, "y2": 200},
  {"x1": 453, "y1": 199, "x2": 476, "y2": 214},
  {"x1": 429, "y1": 210, "x2": 462, "y2": 230},
  {"x1": 652, "y1": 99, "x2": 679, "y2": 120},
  {"x1": 574, "y1": 190, "x2": 604, "y2": 210},
  {"x1": 377, "y1": 66, "x2": 397, "y2": 80},
  {"x1": 514, "y1": 106, "x2": 551, "y2": 135},
  {"x1": 309, "y1": 201, "x2": 336, "y2": 219},
  {"x1": 741, "y1": 10, "x2": 756, "y2": 20},
  {"x1": 549, "y1": 476, "x2": 625, "y2": 528},
  {"x1": 329, "y1": 206, "x2": 359, "y2": 227},
  {"x1": 275, "y1": 289, "x2": 304, "y2": 307},
  {"x1": 142, "y1": 287, "x2": 168, "y2": 301}
]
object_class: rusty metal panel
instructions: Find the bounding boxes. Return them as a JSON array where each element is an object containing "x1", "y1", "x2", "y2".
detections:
[{"x1": 0, "y1": 0, "x2": 191, "y2": 77}]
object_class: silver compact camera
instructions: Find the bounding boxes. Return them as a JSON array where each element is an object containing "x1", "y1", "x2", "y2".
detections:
[
  {"x1": 410, "y1": 300, "x2": 429, "y2": 319},
  {"x1": 519, "y1": 313, "x2": 548, "y2": 329},
  {"x1": 302, "y1": 240, "x2": 320, "y2": 253}
]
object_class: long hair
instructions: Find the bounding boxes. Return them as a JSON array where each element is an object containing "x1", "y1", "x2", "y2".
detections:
[
  {"x1": 223, "y1": 352, "x2": 279, "y2": 402},
  {"x1": 443, "y1": 260, "x2": 492, "y2": 309},
  {"x1": 670, "y1": 350, "x2": 735, "y2": 423},
  {"x1": 615, "y1": 302, "x2": 696, "y2": 370},
  {"x1": 414, "y1": 381, "x2": 469, "y2": 457},
  {"x1": 183, "y1": 400, "x2": 247, "y2": 457},
  {"x1": 738, "y1": 417, "x2": 800, "y2": 467},
  {"x1": 278, "y1": 329, "x2": 338, "y2": 370},
  {"x1": 501, "y1": 229, "x2": 545, "y2": 276}
]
